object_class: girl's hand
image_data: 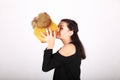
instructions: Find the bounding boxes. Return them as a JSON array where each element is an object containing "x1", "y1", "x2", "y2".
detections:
[{"x1": 40, "y1": 28, "x2": 56, "y2": 49}]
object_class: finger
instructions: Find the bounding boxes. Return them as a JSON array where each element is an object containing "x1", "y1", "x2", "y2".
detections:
[
  {"x1": 49, "y1": 28, "x2": 52, "y2": 36},
  {"x1": 53, "y1": 31, "x2": 56, "y2": 38},
  {"x1": 40, "y1": 32, "x2": 46, "y2": 38},
  {"x1": 46, "y1": 28, "x2": 49, "y2": 36}
]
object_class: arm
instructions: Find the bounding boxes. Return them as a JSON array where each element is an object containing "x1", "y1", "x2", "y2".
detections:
[
  {"x1": 42, "y1": 49, "x2": 64, "y2": 72},
  {"x1": 42, "y1": 49, "x2": 53, "y2": 72},
  {"x1": 41, "y1": 28, "x2": 58, "y2": 72}
]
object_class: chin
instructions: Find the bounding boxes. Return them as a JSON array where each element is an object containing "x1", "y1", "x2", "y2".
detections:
[
  {"x1": 57, "y1": 36, "x2": 63, "y2": 40},
  {"x1": 56, "y1": 36, "x2": 60, "y2": 39}
]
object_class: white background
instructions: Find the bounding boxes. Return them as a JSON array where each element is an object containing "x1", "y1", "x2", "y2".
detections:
[{"x1": 0, "y1": 0, "x2": 120, "y2": 80}]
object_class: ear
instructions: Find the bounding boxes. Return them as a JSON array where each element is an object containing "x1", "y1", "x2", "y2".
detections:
[{"x1": 68, "y1": 31, "x2": 73, "y2": 36}]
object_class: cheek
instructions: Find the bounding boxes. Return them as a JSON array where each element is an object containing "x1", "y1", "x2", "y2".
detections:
[{"x1": 61, "y1": 31, "x2": 68, "y2": 37}]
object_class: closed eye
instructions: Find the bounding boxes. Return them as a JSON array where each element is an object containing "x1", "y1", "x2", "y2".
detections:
[{"x1": 60, "y1": 27, "x2": 63, "y2": 30}]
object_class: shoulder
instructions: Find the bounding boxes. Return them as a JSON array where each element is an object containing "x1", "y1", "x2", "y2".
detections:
[{"x1": 59, "y1": 43, "x2": 76, "y2": 57}]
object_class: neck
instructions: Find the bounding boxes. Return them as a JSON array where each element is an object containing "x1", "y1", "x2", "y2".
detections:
[{"x1": 61, "y1": 38, "x2": 72, "y2": 45}]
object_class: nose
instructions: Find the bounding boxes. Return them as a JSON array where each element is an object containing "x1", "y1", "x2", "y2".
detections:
[{"x1": 56, "y1": 28, "x2": 60, "y2": 35}]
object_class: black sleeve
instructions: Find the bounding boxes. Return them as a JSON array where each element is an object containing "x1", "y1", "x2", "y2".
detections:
[{"x1": 42, "y1": 48, "x2": 67, "y2": 72}]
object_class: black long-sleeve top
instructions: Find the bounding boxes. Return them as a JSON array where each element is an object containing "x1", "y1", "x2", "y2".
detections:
[{"x1": 42, "y1": 43, "x2": 82, "y2": 80}]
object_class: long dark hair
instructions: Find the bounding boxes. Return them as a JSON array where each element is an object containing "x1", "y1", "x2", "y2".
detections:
[{"x1": 61, "y1": 19, "x2": 86, "y2": 59}]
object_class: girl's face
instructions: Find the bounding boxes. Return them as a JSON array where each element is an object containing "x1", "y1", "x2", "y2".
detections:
[{"x1": 57, "y1": 21, "x2": 70, "y2": 39}]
